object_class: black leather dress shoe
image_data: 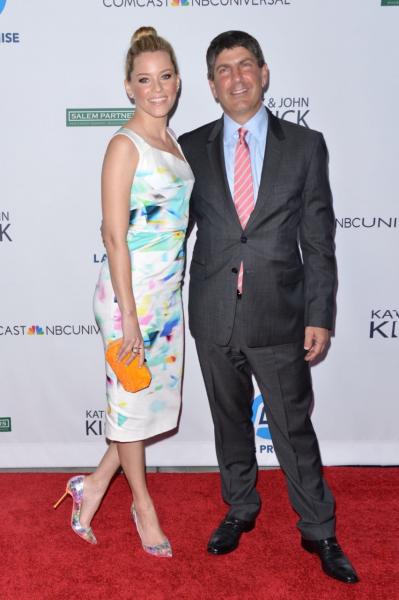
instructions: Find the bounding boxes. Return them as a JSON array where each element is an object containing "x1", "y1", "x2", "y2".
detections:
[
  {"x1": 301, "y1": 537, "x2": 359, "y2": 583},
  {"x1": 207, "y1": 516, "x2": 255, "y2": 555}
]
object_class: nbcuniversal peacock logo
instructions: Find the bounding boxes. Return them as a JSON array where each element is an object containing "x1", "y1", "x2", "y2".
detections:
[
  {"x1": 252, "y1": 394, "x2": 274, "y2": 455},
  {"x1": 27, "y1": 325, "x2": 45, "y2": 336}
]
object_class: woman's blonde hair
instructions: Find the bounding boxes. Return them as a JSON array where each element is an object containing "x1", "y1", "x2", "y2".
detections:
[{"x1": 125, "y1": 26, "x2": 179, "y2": 81}]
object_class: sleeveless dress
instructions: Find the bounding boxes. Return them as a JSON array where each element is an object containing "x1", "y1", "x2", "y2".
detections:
[{"x1": 93, "y1": 127, "x2": 194, "y2": 442}]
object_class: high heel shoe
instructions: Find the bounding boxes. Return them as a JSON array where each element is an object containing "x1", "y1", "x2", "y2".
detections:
[
  {"x1": 131, "y1": 504, "x2": 172, "y2": 557},
  {"x1": 53, "y1": 475, "x2": 97, "y2": 545}
]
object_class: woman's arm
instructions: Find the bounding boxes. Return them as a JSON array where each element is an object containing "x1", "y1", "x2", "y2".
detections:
[{"x1": 101, "y1": 135, "x2": 145, "y2": 366}]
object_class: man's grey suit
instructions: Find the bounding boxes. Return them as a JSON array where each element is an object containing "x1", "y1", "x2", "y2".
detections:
[{"x1": 179, "y1": 108, "x2": 337, "y2": 540}]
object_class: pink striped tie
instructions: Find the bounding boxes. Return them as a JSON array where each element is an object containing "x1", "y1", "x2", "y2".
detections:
[{"x1": 233, "y1": 127, "x2": 255, "y2": 293}]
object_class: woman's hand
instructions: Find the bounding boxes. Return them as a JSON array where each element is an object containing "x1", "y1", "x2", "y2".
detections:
[{"x1": 118, "y1": 313, "x2": 145, "y2": 367}]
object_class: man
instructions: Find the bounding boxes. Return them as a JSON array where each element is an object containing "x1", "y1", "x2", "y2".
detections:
[{"x1": 179, "y1": 31, "x2": 358, "y2": 584}]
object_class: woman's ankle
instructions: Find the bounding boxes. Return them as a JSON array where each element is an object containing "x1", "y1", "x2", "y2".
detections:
[
  {"x1": 134, "y1": 497, "x2": 155, "y2": 514},
  {"x1": 84, "y1": 473, "x2": 108, "y2": 496}
]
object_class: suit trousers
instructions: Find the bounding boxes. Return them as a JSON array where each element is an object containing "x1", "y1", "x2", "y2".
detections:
[{"x1": 195, "y1": 295, "x2": 336, "y2": 540}]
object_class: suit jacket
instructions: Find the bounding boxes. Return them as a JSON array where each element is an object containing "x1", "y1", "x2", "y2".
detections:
[{"x1": 178, "y1": 107, "x2": 336, "y2": 347}]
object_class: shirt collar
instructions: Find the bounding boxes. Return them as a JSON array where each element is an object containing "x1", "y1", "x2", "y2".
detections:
[{"x1": 223, "y1": 105, "x2": 268, "y2": 143}]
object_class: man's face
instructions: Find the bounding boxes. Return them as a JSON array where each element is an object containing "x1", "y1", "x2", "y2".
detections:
[{"x1": 209, "y1": 46, "x2": 269, "y2": 124}]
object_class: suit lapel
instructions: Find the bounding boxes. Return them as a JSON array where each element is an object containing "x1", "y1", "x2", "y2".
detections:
[
  {"x1": 207, "y1": 118, "x2": 242, "y2": 231},
  {"x1": 245, "y1": 108, "x2": 285, "y2": 231}
]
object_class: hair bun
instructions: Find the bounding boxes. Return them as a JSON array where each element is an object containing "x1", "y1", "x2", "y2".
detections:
[
  {"x1": 125, "y1": 27, "x2": 178, "y2": 80},
  {"x1": 131, "y1": 26, "x2": 157, "y2": 45}
]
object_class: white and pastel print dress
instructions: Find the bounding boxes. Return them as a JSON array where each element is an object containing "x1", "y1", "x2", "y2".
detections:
[{"x1": 93, "y1": 127, "x2": 194, "y2": 441}]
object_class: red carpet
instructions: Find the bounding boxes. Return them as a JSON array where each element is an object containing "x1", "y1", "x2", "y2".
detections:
[{"x1": 0, "y1": 468, "x2": 398, "y2": 600}]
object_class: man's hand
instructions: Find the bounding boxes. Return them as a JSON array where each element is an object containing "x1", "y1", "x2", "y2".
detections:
[{"x1": 304, "y1": 327, "x2": 330, "y2": 362}]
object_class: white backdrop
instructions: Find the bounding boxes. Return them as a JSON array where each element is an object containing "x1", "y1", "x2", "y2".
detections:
[{"x1": 0, "y1": 0, "x2": 398, "y2": 467}]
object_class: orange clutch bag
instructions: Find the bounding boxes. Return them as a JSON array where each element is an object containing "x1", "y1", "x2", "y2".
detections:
[{"x1": 105, "y1": 339, "x2": 151, "y2": 393}]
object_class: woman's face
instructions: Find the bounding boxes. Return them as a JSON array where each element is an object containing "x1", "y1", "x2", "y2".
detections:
[{"x1": 125, "y1": 50, "x2": 179, "y2": 119}]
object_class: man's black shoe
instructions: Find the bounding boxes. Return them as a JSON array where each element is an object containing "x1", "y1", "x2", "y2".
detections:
[
  {"x1": 207, "y1": 516, "x2": 255, "y2": 555},
  {"x1": 301, "y1": 536, "x2": 359, "y2": 583}
]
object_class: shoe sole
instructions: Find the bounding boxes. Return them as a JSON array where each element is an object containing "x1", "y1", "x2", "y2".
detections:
[{"x1": 207, "y1": 543, "x2": 239, "y2": 555}]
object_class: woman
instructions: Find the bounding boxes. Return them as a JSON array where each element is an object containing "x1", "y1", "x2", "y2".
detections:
[{"x1": 54, "y1": 27, "x2": 194, "y2": 557}]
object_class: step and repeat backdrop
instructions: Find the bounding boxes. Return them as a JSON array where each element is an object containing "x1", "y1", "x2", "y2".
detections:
[{"x1": 0, "y1": 0, "x2": 398, "y2": 467}]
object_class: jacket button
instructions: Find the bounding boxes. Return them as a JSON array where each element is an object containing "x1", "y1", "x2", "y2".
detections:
[
  {"x1": 241, "y1": 235, "x2": 247, "y2": 243},
  {"x1": 231, "y1": 267, "x2": 238, "y2": 274}
]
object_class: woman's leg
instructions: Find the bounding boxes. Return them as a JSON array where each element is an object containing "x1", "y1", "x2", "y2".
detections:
[
  {"x1": 79, "y1": 441, "x2": 120, "y2": 528},
  {"x1": 118, "y1": 440, "x2": 167, "y2": 546}
]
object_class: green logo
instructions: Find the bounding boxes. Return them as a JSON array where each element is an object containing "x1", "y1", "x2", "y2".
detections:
[
  {"x1": 0, "y1": 417, "x2": 11, "y2": 432},
  {"x1": 66, "y1": 108, "x2": 135, "y2": 127},
  {"x1": 381, "y1": 1, "x2": 399, "y2": 5}
]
